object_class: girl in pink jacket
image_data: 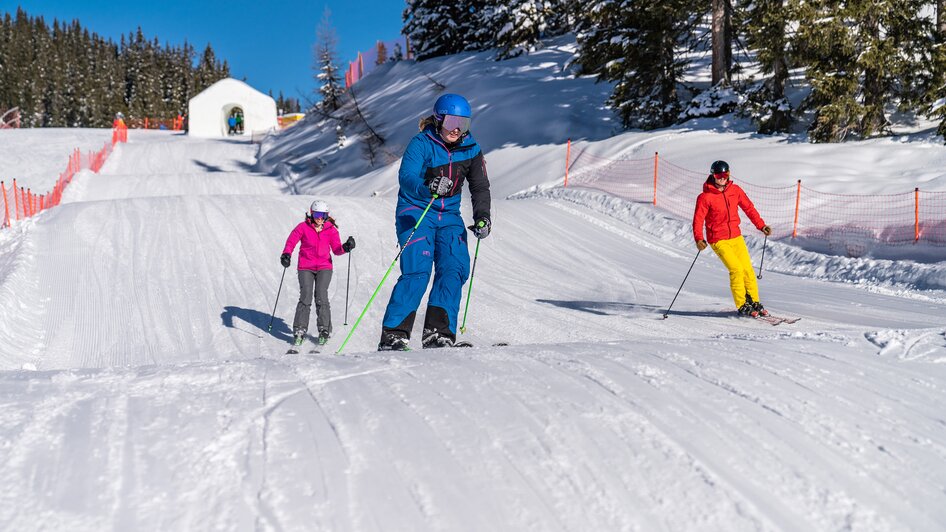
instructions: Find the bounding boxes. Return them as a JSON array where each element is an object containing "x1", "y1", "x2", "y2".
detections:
[{"x1": 281, "y1": 200, "x2": 355, "y2": 346}]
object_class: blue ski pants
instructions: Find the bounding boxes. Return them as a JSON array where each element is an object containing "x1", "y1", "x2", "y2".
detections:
[{"x1": 381, "y1": 206, "x2": 471, "y2": 336}]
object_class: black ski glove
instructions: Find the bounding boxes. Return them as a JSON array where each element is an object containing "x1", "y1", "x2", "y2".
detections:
[
  {"x1": 342, "y1": 236, "x2": 356, "y2": 252},
  {"x1": 468, "y1": 217, "x2": 491, "y2": 239},
  {"x1": 428, "y1": 175, "x2": 453, "y2": 197},
  {"x1": 280, "y1": 253, "x2": 291, "y2": 268}
]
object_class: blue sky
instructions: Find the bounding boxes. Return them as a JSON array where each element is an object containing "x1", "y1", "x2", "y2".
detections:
[{"x1": 2, "y1": 0, "x2": 404, "y2": 104}]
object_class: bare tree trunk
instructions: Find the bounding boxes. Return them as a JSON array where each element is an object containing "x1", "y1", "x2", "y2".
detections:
[
  {"x1": 939, "y1": 0, "x2": 946, "y2": 38},
  {"x1": 711, "y1": 0, "x2": 733, "y2": 86},
  {"x1": 860, "y1": 15, "x2": 889, "y2": 137}
]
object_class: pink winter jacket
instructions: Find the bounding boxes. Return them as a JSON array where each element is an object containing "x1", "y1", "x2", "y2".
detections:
[{"x1": 282, "y1": 219, "x2": 346, "y2": 271}]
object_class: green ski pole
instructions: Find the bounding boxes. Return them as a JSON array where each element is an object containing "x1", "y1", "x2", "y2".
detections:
[
  {"x1": 459, "y1": 234, "x2": 482, "y2": 334},
  {"x1": 336, "y1": 196, "x2": 438, "y2": 354}
]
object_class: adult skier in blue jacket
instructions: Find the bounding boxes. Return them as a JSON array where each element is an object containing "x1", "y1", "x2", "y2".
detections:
[{"x1": 378, "y1": 93, "x2": 492, "y2": 350}]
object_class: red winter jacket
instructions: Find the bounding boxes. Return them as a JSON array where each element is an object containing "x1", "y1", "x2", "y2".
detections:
[{"x1": 693, "y1": 177, "x2": 765, "y2": 244}]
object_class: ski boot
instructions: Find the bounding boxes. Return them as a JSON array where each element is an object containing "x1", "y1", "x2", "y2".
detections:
[
  {"x1": 378, "y1": 331, "x2": 410, "y2": 351},
  {"x1": 293, "y1": 330, "x2": 306, "y2": 347},
  {"x1": 751, "y1": 301, "x2": 769, "y2": 317},
  {"x1": 318, "y1": 329, "x2": 330, "y2": 346},
  {"x1": 422, "y1": 330, "x2": 456, "y2": 349},
  {"x1": 737, "y1": 302, "x2": 758, "y2": 317}
]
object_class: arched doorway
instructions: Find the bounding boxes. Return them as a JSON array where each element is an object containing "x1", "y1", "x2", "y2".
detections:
[{"x1": 222, "y1": 104, "x2": 245, "y2": 136}]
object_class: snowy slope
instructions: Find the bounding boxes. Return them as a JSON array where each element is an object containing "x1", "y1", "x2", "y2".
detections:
[
  {"x1": 1, "y1": 36, "x2": 945, "y2": 531},
  {"x1": 0, "y1": 130, "x2": 944, "y2": 531}
]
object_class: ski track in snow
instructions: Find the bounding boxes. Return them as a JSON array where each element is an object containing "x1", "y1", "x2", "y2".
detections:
[{"x1": 0, "y1": 131, "x2": 945, "y2": 531}]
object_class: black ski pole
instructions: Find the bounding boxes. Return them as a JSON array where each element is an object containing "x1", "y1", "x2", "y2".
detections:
[
  {"x1": 268, "y1": 266, "x2": 288, "y2": 332},
  {"x1": 757, "y1": 234, "x2": 768, "y2": 279},
  {"x1": 661, "y1": 249, "x2": 702, "y2": 319},
  {"x1": 344, "y1": 251, "x2": 351, "y2": 325}
]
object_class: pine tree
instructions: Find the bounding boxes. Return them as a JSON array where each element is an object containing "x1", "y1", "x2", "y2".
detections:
[
  {"x1": 493, "y1": 0, "x2": 574, "y2": 59},
  {"x1": 313, "y1": 7, "x2": 344, "y2": 113},
  {"x1": 576, "y1": 0, "x2": 701, "y2": 130},
  {"x1": 403, "y1": 0, "x2": 483, "y2": 60},
  {"x1": 0, "y1": 8, "x2": 229, "y2": 127},
  {"x1": 741, "y1": 0, "x2": 794, "y2": 133},
  {"x1": 797, "y1": 0, "x2": 937, "y2": 142}
]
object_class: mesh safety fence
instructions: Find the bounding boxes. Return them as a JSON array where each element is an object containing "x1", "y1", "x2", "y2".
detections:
[
  {"x1": 566, "y1": 149, "x2": 946, "y2": 249},
  {"x1": 2, "y1": 126, "x2": 126, "y2": 228}
]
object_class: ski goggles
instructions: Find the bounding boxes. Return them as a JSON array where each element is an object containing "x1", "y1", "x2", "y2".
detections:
[
  {"x1": 712, "y1": 171, "x2": 730, "y2": 180},
  {"x1": 439, "y1": 114, "x2": 471, "y2": 134},
  {"x1": 310, "y1": 211, "x2": 328, "y2": 219}
]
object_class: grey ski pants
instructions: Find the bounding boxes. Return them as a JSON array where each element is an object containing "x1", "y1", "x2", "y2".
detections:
[{"x1": 293, "y1": 269, "x2": 333, "y2": 335}]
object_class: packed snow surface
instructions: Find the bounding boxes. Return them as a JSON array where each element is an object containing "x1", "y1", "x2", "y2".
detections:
[{"x1": 1, "y1": 39, "x2": 945, "y2": 531}]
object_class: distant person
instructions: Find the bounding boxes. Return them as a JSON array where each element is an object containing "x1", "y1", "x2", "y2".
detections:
[
  {"x1": 693, "y1": 160, "x2": 772, "y2": 317},
  {"x1": 113, "y1": 112, "x2": 125, "y2": 128},
  {"x1": 377, "y1": 93, "x2": 491, "y2": 351},
  {"x1": 227, "y1": 115, "x2": 237, "y2": 135},
  {"x1": 281, "y1": 200, "x2": 356, "y2": 347},
  {"x1": 235, "y1": 113, "x2": 244, "y2": 134}
]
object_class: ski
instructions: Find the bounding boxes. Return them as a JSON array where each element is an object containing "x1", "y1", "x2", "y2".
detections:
[{"x1": 753, "y1": 314, "x2": 801, "y2": 326}]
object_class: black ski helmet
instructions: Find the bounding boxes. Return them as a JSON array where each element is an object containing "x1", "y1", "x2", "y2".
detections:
[{"x1": 710, "y1": 160, "x2": 730, "y2": 174}]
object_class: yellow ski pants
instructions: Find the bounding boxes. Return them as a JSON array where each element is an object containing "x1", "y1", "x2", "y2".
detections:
[{"x1": 710, "y1": 235, "x2": 759, "y2": 308}]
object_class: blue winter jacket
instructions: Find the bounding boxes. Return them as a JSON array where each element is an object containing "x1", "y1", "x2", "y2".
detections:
[{"x1": 397, "y1": 125, "x2": 491, "y2": 222}]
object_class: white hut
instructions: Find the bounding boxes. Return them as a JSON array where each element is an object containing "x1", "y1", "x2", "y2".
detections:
[{"x1": 187, "y1": 78, "x2": 277, "y2": 138}]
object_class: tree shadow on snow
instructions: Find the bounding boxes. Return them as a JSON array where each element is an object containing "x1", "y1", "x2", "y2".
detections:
[
  {"x1": 221, "y1": 305, "x2": 292, "y2": 342},
  {"x1": 536, "y1": 299, "x2": 660, "y2": 317},
  {"x1": 536, "y1": 299, "x2": 733, "y2": 319},
  {"x1": 193, "y1": 159, "x2": 225, "y2": 173}
]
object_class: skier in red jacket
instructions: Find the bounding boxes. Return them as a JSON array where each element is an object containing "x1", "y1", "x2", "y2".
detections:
[{"x1": 693, "y1": 161, "x2": 772, "y2": 317}]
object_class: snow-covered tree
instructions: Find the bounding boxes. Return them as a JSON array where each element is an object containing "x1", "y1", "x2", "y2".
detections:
[
  {"x1": 492, "y1": 0, "x2": 574, "y2": 59},
  {"x1": 797, "y1": 0, "x2": 938, "y2": 142},
  {"x1": 313, "y1": 7, "x2": 344, "y2": 112},
  {"x1": 402, "y1": 0, "x2": 482, "y2": 60},
  {"x1": 576, "y1": 0, "x2": 701, "y2": 130}
]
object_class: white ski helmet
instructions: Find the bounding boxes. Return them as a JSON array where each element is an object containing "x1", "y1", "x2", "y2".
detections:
[{"x1": 310, "y1": 199, "x2": 329, "y2": 214}]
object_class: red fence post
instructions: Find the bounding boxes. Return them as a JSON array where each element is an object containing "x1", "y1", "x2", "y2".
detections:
[
  {"x1": 915, "y1": 187, "x2": 920, "y2": 243},
  {"x1": 792, "y1": 180, "x2": 801, "y2": 239},
  {"x1": 653, "y1": 152, "x2": 659, "y2": 206},
  {"x1": 13, "y1": 179, "x2": 19, "y2": 220},
  {"x1": 2, "y1": 181, "x2": 9, "y2": 227},
  {"x1": 564, "y1": 138, "x2": 571, "y2": 187}
]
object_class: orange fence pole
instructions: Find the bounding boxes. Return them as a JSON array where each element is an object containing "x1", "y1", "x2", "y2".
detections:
[
  {"x1": 792, "y1": 180, "x2": 801, "y2": 238},
  {"x1": 915, "y1": 187, "x2": 920, "y2": 243},
  {"x1": 13, "y1": 179, "x2": 19, "y2": 220},
  {"x1": 564, "y1": 138, "x2": 571, "y2": 187},
  {"x1": 27, "y1": 188, "x2": 32, "y2": 217},
  {"x1": 2, "y1": 181, "x2": 9, "y2": 227},
  {"x1": 653, "y1": 152, "x2": 659, "y2": 206}
]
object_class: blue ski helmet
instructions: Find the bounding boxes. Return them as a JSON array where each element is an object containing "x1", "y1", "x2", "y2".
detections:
[{"x1": 434, "y1": 94, "x2": 471, "y2": 118}]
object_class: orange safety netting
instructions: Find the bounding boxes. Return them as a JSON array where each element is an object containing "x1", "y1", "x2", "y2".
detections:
[
  {"x1": 565, "y1": 146, "x2": 946, "y2": 249},
  {"x1": 2, "y1": 126, "x2": 127, "y2": 229}
]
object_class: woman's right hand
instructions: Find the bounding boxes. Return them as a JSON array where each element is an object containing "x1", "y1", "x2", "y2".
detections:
[
  {"x1": 696, "y1": 240, "x2": 708, "y2": 251},
  {"x1": 280, "y1": 253, "x2": 291, "y2": 268}
]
